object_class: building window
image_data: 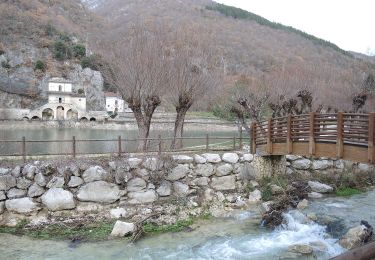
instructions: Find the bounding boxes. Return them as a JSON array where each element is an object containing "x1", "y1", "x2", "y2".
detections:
[
  {"x1": 59, "y1": 85, "x2": 62, "y2": 92},
  {"x1": 59, "y1": 98, "x2": 62, "y2": 103},
  {"x1": 79, "y1": 99, "x2": 81, "y2": 101}
]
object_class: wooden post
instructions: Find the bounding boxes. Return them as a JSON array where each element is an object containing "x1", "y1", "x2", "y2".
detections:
[
  {"x1": 337, "y1": 112, "x2": 344, "y2": 158},
  {"x1": 309, "y1": 112, "x2": 315, "y2": 155},
  {"x1": 206, "y1": 134, "x2": 209, "y2": 152},
  {"x1": 267, "y1": 118, "x2": 272, "y2": 154},
  {"x1": 251, "y1": 122, "x2": 256, "y2": 154},
  {"x1": 118, "y1": 136, "x2": 122, "y2": 157},
  {"x1": 72, "y1": 136, "x2": 76, "y2": 158},
  {"x1": 158, "y1": 135, "x2": 162, "y2": 155},
  {"x1": 22, "y1": 136, "x2": 26, "y2": 163},
  {"x1": 368, "y1": 113, "x2": 375, "y2": 163},
  {"x1": 287, "y1": 115, "x2": 293, "y2": 154},
  {"x1": 233, "y1": 136, "x2": 236, "y2": 150},
  {"x1": 239, "y1": 127, "x2": 243, "y2": 150}
]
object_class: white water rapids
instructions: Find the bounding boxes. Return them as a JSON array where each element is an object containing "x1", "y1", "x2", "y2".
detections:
[{"x1": 3, "y1": 188, "x2": 375, "y2": 259}]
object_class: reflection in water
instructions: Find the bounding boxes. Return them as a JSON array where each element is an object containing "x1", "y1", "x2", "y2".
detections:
[{"x1": 0, "y1": 128, "x2": 239, "y2": 155}]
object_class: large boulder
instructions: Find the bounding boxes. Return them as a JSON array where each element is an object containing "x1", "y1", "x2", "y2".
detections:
[
  {"x1": 127, "y1": 158, "x2": 142, "y2": 169},
  {"x1": 34, "y1": 173, "x2": 47, "y2": 187},
  {"x1": 7, "y1": 188, "x2": 27, "y2": 199},
  {"x1": 308, "y1": 181, "x2": 333, "y2": 193},
  {"x1": 240, "y1": 154, "x2": 253, "y2": 162},
  {"x1": 28, "y1": 183, "x2": 45, "y2": 198},
  {"x1": 46, "y1": 176, "x2": 64, "y2": 188},
  {"x1": 68, "y1": 176, "x2": 84, "y2": 187},
  {"x1": 0, "y1": 168, "x2": 10, "y2": 175},
  {"x1": 339, "y1": 223, "x2": 373, "y2": 250},
  {"x1": 222, "y1": 153, "x2": 239, "y2": 164},
  {"x1": 166, "y1": 164, "x2": 190, "y2": 181},
  {"x1": 41, "y1": 188, "x2": 75, "y2": 211},
  {"x1": 127, "y1": 178, "x2": 147, "y2": 192},
  {"x1": 16, "y1": 178, "x2": 32, "y2": 189},
  {"x1": 248, "y1": 189, "x2": 262, "y2": 203},
  {"x1": 190, "y1": 177, "x2": 210, "y2": 186},
  {"x1": 156, "y1": 181, "x2": 172, "y2": 197},
  {"x1": 0, "y1": 174, "x2": 16, "y2": 191},
  {"x1": 216, "y1": 164, "x2": 233, "y2": 176},
  {"x1": 312, "y1": 160, "x2": 333, "y2": 170},
  {"x1": 195, "y1": 164, "x2": 214, "y2": 177},
  {"x1": 211, "y1": 176, "x2": 236, "y2": 191},
  {"x1": 110, "y1": 221, "x2": 135, "y2": 237},
  {"x1": 0, "y1": 191, "x2": 6, "y2": 200},
  {"x1": 22, "y1": 165, "x2": 38, "y2": 180},
  {"x1": 142, "y1": 158, "x2": 160, "y2": 171},
  {"x1": 82, "y1": 166, "x2": 109, "y2": 183},
  {"x1": 292, "y1": 159, "x2": 312, "y2": 170},
  {"x1": 173, "y1": 182, "x2": 189, "y2": 196},
  {"x1": 77, "y1": 181, "x2": 121, "y2": 203},
  {"x1": 172, "y1": 155, "x2": 194, "y2": 164},
  {"x1": 127, "y1": 190, "x2": 157, "y2": 204},
  {"x1": 194, "y1": 154, "x2": 207, "y2": 164},
  {"x1": 5, "y1": 197, "x2": 40, "y2": 214},
  {"x1": 202, "y1": 153, "x2": 221, "y2": 163}
]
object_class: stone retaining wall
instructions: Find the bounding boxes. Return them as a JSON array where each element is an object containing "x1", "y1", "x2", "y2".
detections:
[
  {"x1": 0, "y1": 152, "x2": 263, "y2": 226},
  {"x1": 0, "y1": 153, "x2": 373, "y2": 227},
  {"x1": 286, "y1": 155, "x2": 375, "y2": 180}
]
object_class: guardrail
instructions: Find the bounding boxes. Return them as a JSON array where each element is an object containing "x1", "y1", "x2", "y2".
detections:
[
  {"x1": 251, "y1": 112, "x2": 375, "y2": 164},
  {"x1": 0, "y1": 130, "x2": 248, "y2": 162}
]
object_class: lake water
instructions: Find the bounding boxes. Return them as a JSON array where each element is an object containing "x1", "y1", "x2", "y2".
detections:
[{"x1": 0, "y1": 128, "x2": 241, "y2": 156}]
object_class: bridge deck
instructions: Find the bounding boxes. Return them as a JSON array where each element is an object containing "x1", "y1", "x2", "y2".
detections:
[{"x1": 251, "y1": 113, "x2": 375, "y2": 164}]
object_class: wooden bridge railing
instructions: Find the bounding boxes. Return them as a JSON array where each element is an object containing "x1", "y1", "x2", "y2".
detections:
[{"x1": 251, "y1": 112, "x2": 375, "y2": 164}]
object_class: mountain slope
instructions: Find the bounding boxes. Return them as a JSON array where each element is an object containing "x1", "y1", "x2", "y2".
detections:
[{"x1": 84, "y1": 0, "x2": 374, "y2": 111}]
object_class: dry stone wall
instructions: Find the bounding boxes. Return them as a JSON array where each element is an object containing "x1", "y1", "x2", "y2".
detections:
[{"x1": 0, "y1": 152, "x2": 262, "y2": 225}]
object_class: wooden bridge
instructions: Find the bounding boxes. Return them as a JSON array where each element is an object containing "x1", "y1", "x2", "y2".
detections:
[{"x1": 251, "y1": 112, "x2": 375, "y2": 164}]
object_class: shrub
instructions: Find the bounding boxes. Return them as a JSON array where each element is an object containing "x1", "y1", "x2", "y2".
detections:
[
  {"x1": 44, "y1": 23, "x2": 57, "y2": 37},
  {"x1": 72, "y1": 44, "x2": 86, "y2": 58},
  {"x1": 77, "y1": 88, "x2": 84, "y2": 94},
  {"x1": 53, "y1": 41, "x2": 71, "y2": 61},
  {"x1": 34, "y1": 60, "x2": 46, "y2": 72},
  {"x1": 1, "y1": 60, "x2": 10, "y2": 69}
]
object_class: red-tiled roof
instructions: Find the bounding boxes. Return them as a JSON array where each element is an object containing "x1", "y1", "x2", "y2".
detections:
[{"x1": 105, "y1": 92, "x2": 121, "y2": 98}]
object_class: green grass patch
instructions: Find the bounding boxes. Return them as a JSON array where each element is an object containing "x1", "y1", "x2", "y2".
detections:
[
  {"x1": 186, "y1": 111, "x2": 217, "y2": 118},
  {"x1": 0, "y1": 220, "x2": 116, "y2": 241},
  {"x1": 336, "y1": 187, "x2": 362, "y2": 197},
  {"x1": 143, "y1": 218, "x2": 194, "y2": 234}
]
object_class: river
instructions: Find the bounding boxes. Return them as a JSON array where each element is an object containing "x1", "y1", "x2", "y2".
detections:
[{"x1": 2, "y1": 189, "x2": 375, "y2": 259}]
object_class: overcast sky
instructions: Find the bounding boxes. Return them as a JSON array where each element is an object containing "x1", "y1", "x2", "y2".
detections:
[{"x1": 215, "y1": 0, "x2": 375, "y2": 55}]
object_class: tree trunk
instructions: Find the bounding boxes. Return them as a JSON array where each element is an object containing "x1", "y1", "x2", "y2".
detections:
[
  {"x1": 171, "y1": 108, "x2": 188, "y2": 150},
  {"x1": 130, "y1": 104, "x2": 148, "y2": 151}
]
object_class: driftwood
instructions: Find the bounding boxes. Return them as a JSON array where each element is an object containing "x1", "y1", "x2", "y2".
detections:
[
  {"x1": 331, "y1": 241, "x2": 375, "y2": 260},
  {"x1": 130, "y1": 212, "x2": 162, "y2": 243},
  {"x1": 261, "y1": 181, "x2": 310, "y2": 228}
]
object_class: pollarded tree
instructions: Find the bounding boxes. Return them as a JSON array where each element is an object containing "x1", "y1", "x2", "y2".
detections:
[
  {"x1": 167, "y1": 27, "x2": 219, "y2": 149},
  {"x1": 96, "y1": 23, "x2": 170, "y2": 151}
]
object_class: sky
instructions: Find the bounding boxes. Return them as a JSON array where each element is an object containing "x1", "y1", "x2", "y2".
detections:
[{"x1": 215, "y1": 0, "x2": 375, "y2": 55}]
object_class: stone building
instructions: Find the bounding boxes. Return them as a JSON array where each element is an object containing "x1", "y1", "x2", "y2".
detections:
[
  {"x1": 105, "y1": 92, "x2": 129, "y2": 113},
  {"x1": 28, "y1": 78, "x2": 91, "y2": 121}
]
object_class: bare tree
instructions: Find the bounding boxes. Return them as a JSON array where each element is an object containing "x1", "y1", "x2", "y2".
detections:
[
  {"x1": 96, "y1": 23, "x2": 170, "y2": 151},
  {"x1": 167, "y1": 28, "x2": 218, "y2": 149}
]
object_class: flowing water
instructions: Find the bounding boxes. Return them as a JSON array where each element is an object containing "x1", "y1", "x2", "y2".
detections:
[{"x1": 4, "y1": 188, "x2": 375, "y2": 260}]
